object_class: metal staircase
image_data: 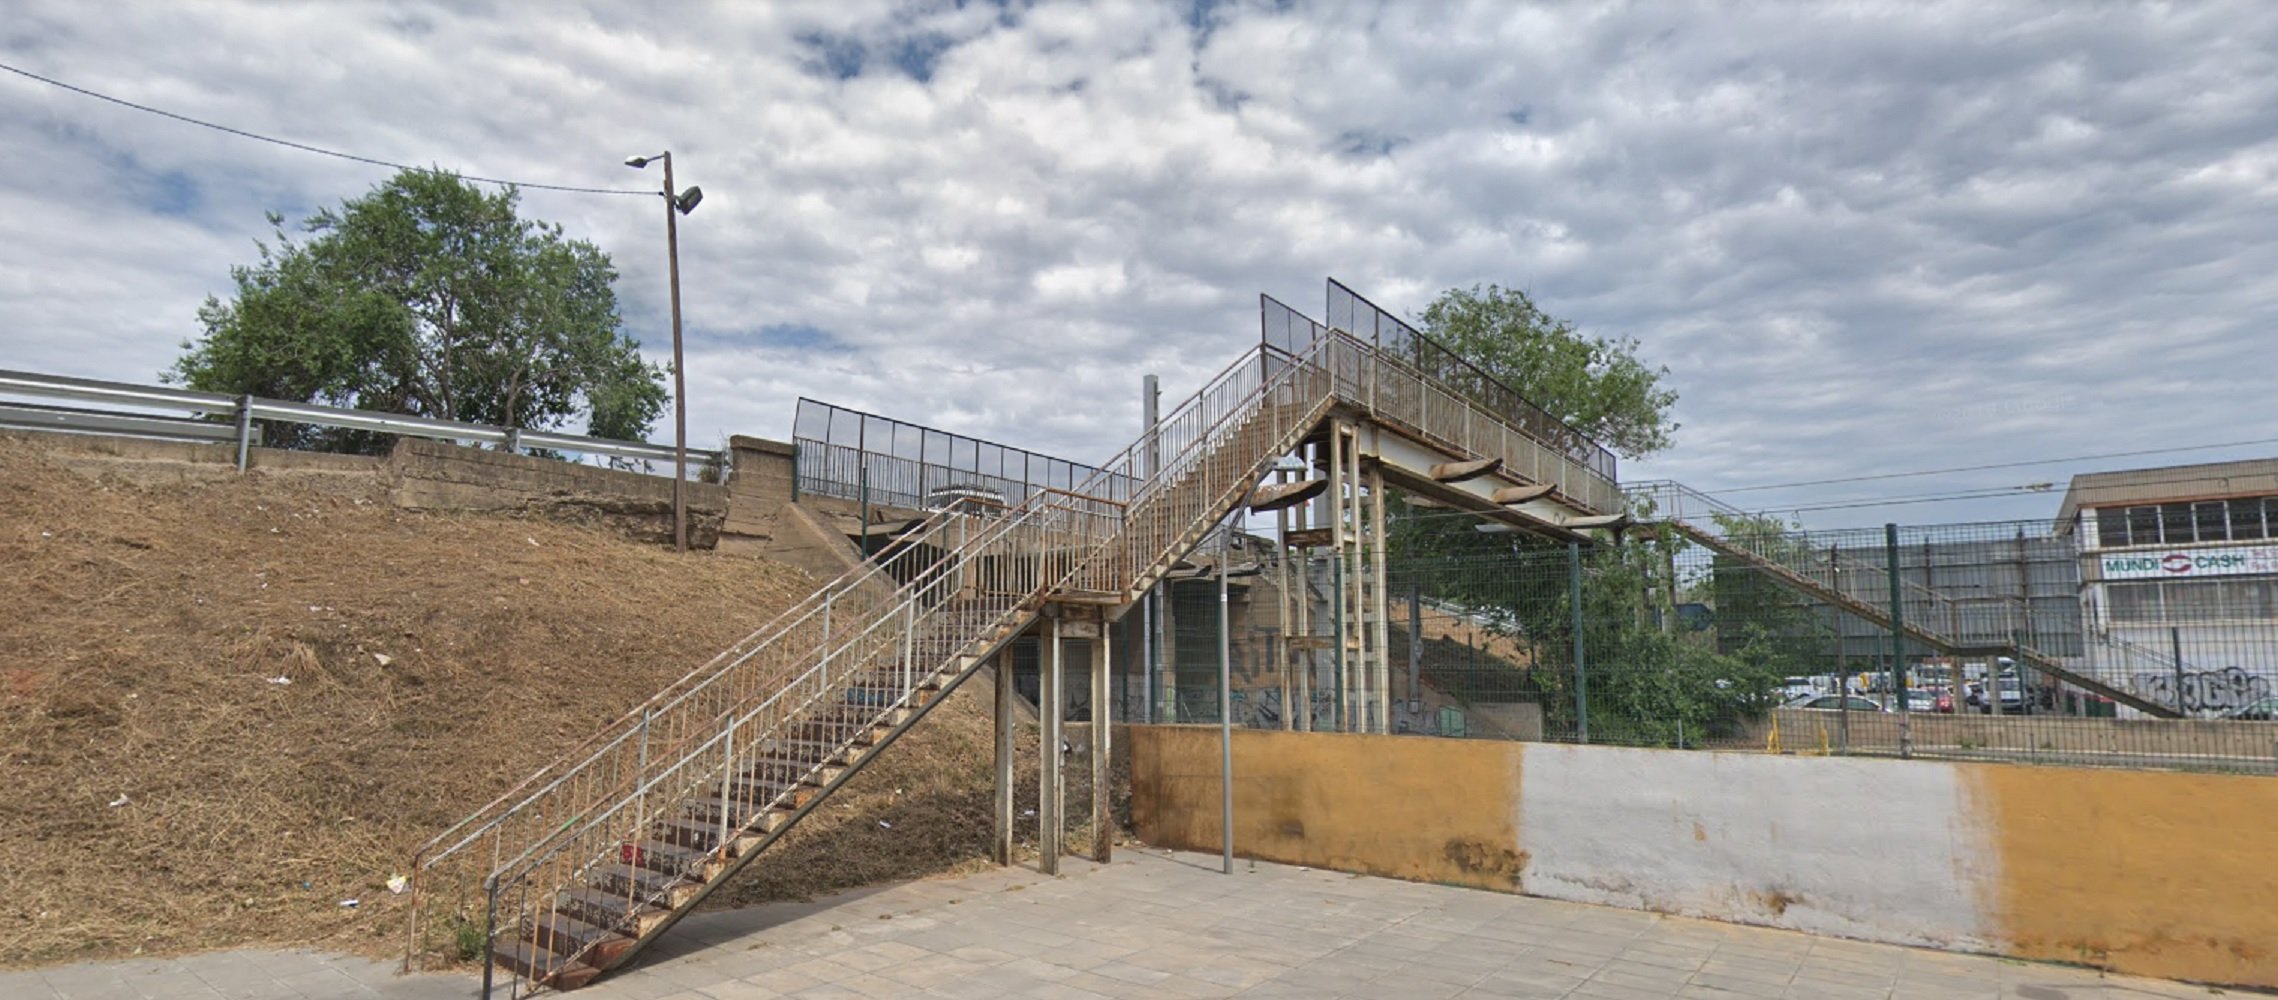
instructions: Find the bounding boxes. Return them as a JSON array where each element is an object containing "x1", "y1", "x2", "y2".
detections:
[
  {"x1": 1627, "y1": 480, "x2": 2178, "y2": 718},
  {"x1": 404, "y1": 290, "x2": 1622, "y2": 995}
]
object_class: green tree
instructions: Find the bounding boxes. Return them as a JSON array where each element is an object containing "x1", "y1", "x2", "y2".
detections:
[
  {"x1": 1417, "y1": 284, "x2": 1677, "y2": 458},
  {"x1": 1380, "y1": 283, "x2": 1769, "y2": 745},
  {"x1": 171, "y1": 169, "x2": 666, "y2": 450}
]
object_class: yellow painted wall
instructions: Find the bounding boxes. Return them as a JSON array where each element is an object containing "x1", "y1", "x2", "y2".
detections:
[
  {"x1": 1970, "y1": 765, "x2": 2278, "y2": 988},
  {"x1": 1125, "y1": 725, "x2": 1524, "y2": 891}
]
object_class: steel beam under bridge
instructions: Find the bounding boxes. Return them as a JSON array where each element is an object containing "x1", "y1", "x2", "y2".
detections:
[{"x1": 1315, "y1": 416, "x2": 1620, "y2": 544}]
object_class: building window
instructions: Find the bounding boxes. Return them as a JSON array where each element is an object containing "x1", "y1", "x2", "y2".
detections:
[
  {"x1": 2195, "y1": 501, "x2": 2229, "y2": 543},
  {"x1": 2230, "y1": 498, "x2": 2268, "y2": 541},
  {"x1": 2128, "y1": 506, "x2": 2162, "y2": 546},
  {"x1": 2096, "y1": 508, "x2": 2130, "y2": 548},
  {"x1": 2162, "y1": 504, "x2": 2196, "y2": 545},
  {"x1": 2096, "y1": 497, "x2": 2278, "y2": 548}
]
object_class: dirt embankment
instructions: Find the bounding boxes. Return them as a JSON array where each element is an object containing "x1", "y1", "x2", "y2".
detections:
[
  {"x1": 0, "y1": 439, "x2": 835, "y2": 966},
  {"x1": 0, "y1": 436, "x2": 1113, "y2": 970}
]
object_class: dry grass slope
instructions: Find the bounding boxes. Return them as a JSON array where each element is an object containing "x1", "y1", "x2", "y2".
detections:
[
  {"x1": 0, "y1": 436, "x2": 1111, "y2": 971},
  {"x1": 0, "y1": 439, "x2": 796, "y2": 966}
]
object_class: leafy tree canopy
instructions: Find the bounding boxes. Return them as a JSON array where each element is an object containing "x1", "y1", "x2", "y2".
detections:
[
  {"x1": 1418, "y1": 284, "x2": 1677, "y2": 459},
  {"x1": 171, "y1": 168, "x2": 666, "y2": 449}
]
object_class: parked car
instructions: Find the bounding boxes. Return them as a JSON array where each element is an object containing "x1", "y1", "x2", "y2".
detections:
[
  {"x1": 1995, "y1": 676, "x2": 2030, "y2": 714},
  {"x1": 1779, "y1": 676, "x2": 1819, "y2": 701},
  {"x1": 1895, "y1": 689, "x2": 1944, "y2": 713},
  {"x1": 2217, "y1": 696, "x2": 2278, "y2": 721},
  {"x1": 1786, "y1": 694, "x2": 1889, "y2": 713}
]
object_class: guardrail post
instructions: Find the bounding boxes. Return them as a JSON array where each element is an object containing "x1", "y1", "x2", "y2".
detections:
[
  {"x1": 503, "y1": 427, "x2": 521, "y2": 455},
  {"x1": 234, "y1": 395, "x2": 253, "y2": 472}
]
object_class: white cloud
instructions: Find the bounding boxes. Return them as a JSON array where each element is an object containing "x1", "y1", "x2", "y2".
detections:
[{"x1": 4, "y1": 1, "x2": 2278, "y2": 529}]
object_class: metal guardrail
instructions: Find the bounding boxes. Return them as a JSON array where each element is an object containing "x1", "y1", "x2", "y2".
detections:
[{"x1": 0, "y1": 369, "x2": 712, "y2": 473}]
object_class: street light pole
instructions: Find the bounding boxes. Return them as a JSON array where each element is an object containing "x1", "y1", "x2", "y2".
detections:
[
  {"x1": 626, "y1": 151, "x2": 703, "y2": 553},
  {"x1": 661, "y1": 154, "x2": 688, "y2": 553}
]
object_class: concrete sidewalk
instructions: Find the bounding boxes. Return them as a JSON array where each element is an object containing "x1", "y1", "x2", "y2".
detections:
[{"x1": 0, "y1": 850, "x2": 2226, "y2": 999}]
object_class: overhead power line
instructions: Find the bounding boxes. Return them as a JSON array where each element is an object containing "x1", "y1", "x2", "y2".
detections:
[
  {"x1": 1710, "y1": 436, "x2": 2278, "y2": 496},
  {"x1": 0, "y1": 60, "x2": 654, "y2": 197}
]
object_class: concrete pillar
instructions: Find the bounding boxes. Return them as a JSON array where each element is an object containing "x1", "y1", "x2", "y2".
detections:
[
  {"x1": 1091, "y1": 631, "x2": 1112, "y2": 863},
  {"x1": 992, "y1": 650, "x2": 1014, "y2": 866},
  {"x1": 1040, "y1": 615, "x2": 1063, "y2": 875}
]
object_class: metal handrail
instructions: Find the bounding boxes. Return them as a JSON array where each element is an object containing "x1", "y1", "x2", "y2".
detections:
[
  {"x1": 419, "y1": 305, "x2": 1635, "y2": 991},
  {"x1": 0, "y1": 368, "x2": 712, "y2": 468}
]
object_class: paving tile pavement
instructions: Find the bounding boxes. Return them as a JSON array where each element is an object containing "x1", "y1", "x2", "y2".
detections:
[{"x1": 0, "y1": 850, "x2": 2231, "y2": 999}]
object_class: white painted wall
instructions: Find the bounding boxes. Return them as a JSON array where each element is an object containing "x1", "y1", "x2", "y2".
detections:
[{"x1": 1514, "y1": 744, "x2": 1998, "y2": 951}]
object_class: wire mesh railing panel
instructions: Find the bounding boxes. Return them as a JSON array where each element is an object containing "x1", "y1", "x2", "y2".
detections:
[
  {"x1": 1326, "y1": 278, "x2": 1617, "y2": 481},
  {"x1": 792, "y1": 397, "x2": 1133, "y2": 511}
]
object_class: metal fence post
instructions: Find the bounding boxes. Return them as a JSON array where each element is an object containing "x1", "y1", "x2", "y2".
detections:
[
  {"x1": 1219, "y1": 525, "x2": 1234, "y2": 875},
  {"x1": 234, "y1": 395, "x2": 253, "y2": 472},
  {"x1": 1885, "y1": 523, "x2": 1910, "y2": 759},
  {"x1": 1570, "y1": 540, "x2": 1588, "y2": 744},
  {"x1": 2170, "y1": 625, "x2": 2188, "y2": 716}
]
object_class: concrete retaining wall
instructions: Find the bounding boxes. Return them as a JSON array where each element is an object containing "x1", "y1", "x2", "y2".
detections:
[
  {"x1": 1126, "y1": 727, "x2": 2278, "y2": 989},
  {"x1": 390, "y1": 439, "x2": 728, "y2": 547}
]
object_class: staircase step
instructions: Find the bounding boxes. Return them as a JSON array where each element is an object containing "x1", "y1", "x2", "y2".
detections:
[
  {"x1": 524, "y1": 911, "x2": 637, "y2": 970},
  {"x1": 618, "y1": 839, "x2": 720, "y2": 878},
  {"x1": 553, "y1": 886, "x2": 672, "y2": 938},
  {"x1": 741, "y1": 756, "x2": 846, "y2": 784},
  {"x1": 587, "y1": 862, "x2": 700, "y2": 907},
  {"x1": 762, "y1": 738, "x2": 868, "y2": 763},
  {"x1": 687, "y1": 787, "x2": 811, "y2": 823},
  {"x1": 648, "y1": 815, "x2": 776, "y2": 853},
  {"x1": 493, "y1": 940, "x2": 601, "y2": 991}
]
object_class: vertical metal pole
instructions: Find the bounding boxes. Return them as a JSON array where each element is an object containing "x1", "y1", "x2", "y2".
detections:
[
  {"x1": 1140, "y1": 589, "x2": 1155, "y2": 725},
  {"x1": 233, "y1": 395, "x2": 252, "y2": 472},
  {"x1": 1294, "y1": 466, "x2": 1312, "y2": 732},
  {"x1": 1041, "y1": 616, "x2": 1063, "y2": 875},
  {"x1": 479, "y1": 879, "x2": 498, "y2": 1000},
  {"x1": 1330, "y1": 554, "x2": 1346, "y2": 733},
  {"x1": 1885, "y1": 523, "x2": 1911, "y2": 758},
  {"x1": 1328, "y1": 425, "x2": 1348, "y2": 731},
  {"x1": 2170, "y1": 625, "x2": 2188, "y2": 716},
  {"x1": 1219, "y1": 526, "x2": 1234, "y2": 876},
  {"x1": 1569, "y1": 541, "x2": 1587, "y2": 744},
  {"x1": 857, "y1": 463, "x2": 871, "y2": 559},
  {"x1": 1142, "y1": 374, "x2": 1161, "y2": 725},
  {"x1": 1369, "y1": 457, "x2": 1390, "y2": 733},
  {"x1": 1092, "y1": 632, "x2": 1112, "y2": 863},
  {"x1": 662, "y1": 154, "x2": 689, "y2": 554},
  {"x1": 901, "y1": 601, "x2": 916, "y2": 697},
  {"x1": 1407, "y1": 584, "x2": 1422, "y2": 712},
  {"x1": 1274, "y1": 467, "x2": 1293, "y2": 730},
  {"x1": 993, "y1": 651, "x2": 1014, "y2": 866},
  {"x1": 718, "y1": 714, "x2": 736, "y2": 855}
]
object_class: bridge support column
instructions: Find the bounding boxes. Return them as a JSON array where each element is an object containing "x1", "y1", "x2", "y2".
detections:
[
  {"x1": 1091, "y1": 629, "x2": 1112, "y2": 863},
  {"x1": 992, "y1": 649, "x2": 1014, "y2": 867},
  {"x1": 1040, "y1": 615, "x2": 1063, "y2": 875}
]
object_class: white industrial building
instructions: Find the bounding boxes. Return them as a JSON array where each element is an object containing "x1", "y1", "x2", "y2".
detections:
[{"x1": 2056, "y1": 458, "x2": 2278, "y2": 718}]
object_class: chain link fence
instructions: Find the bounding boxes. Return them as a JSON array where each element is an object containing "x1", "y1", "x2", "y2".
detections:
[{"x1": 1095, "y1": 501, "x2": 2278, "y2": 776}]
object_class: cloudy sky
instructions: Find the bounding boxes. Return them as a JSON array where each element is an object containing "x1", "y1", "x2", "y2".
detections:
[{"x1": 4, "y1": 1, "x2": 2275, "y2": 529}]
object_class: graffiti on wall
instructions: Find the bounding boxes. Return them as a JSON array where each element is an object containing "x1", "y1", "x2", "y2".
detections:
[{"x1": 2130, "y1": 667, "x2": 2273, "y2": 714}]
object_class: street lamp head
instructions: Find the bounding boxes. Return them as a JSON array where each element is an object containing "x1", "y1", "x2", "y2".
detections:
[
  {"x1": 673, "y1": 186, "x2": 704, "y2": 215},
  {"x1": 626, "y1": 152, "x2": 669, "y2": 169}
]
